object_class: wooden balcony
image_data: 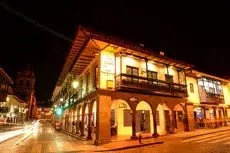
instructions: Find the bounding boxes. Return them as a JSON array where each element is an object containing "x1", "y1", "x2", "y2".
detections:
[
  {"x1": 115, "y1": 73, "x2": 187, "y2": 97},
  {"x1": 200, "y1": 92, "x2": 224, "y2": 104}
]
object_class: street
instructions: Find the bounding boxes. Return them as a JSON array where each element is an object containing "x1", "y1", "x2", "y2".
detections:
[{"x1": 0, "y1": 121, "x2": 230, "y2": 153}]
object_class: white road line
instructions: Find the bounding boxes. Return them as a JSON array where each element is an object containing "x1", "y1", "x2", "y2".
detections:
[
  {"x1": 196, "y1": 135, "x2": 227, "y2": 143},
  {"x1": 208, "y1": 137, "x2": 230, "y2": 143},
  {"x1": 223, "y1": 141, "x2": 230, "y2": 145},
  {"x1": 182, "y1": 133, "x2": 226, "y2": 143}
]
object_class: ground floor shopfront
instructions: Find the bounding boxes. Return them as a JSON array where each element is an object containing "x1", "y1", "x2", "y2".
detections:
[
  {"x1": 56, "y1": 89, "x2": 195, "y2": 145},
  {"x1": 193, "y1": 104, "x2": 230, "y2": 128}
]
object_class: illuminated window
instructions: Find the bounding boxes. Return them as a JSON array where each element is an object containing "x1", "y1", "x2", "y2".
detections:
[
  {"x1": 148, "y1": 70, "x2": 158, "y2": 85},
  {"x1": 189, "y1": 83, "x2": 194, "y2": 93},
  {"x1": 86, "y1": 73, "x2": 90, "y2": 93},
  {"x1": 126, "y1": 66, "x2": 139, "y2": 83}
]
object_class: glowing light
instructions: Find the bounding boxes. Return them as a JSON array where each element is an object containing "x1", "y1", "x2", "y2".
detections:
[
  {"x1": 6, "y1": 97, "x2": 9, "y2": 102},
  {"x1": 60, "y1": 98, "x2": 63, "y2": 102},
  {"x1": 72, "y1": 80, "x2": 79, "y2": 89},
  {"x1": 197, "y1": 74, "x2": 201, "y2": 77},
  {"x1": 56, "y1": 108, "x2": 62, "y2": 116}
]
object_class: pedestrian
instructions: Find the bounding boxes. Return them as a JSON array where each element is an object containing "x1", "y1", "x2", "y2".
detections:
[{"x1": 138, "y1": 133, "x2": 143, "y2": 144}]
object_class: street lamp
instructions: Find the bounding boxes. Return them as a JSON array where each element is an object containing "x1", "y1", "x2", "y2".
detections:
[{"x1": 72, "y1": 80, "x2": 79, "y2": 89}]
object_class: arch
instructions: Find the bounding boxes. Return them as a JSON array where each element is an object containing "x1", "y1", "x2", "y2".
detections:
[
  {"x1": 135, "y1": 101, "x2": 154, "y2": 134},
  {"x1": 173, "y1": 104, "x2": 185, "y2": 132},
  {"x1": 111, "y1": 99, "x2": 133, "y2": 136},
  {"x1": 156, "y1": 103, "x2": 171, "y2": 135}
]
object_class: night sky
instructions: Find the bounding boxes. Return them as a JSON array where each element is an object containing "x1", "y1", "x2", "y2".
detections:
[{"x1": 1, "y1": 1, "x2": 230, "y2": 104}]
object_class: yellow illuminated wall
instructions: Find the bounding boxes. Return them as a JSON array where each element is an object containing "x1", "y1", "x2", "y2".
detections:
[
  {"x1": 186, "y1": 76, "x2": 200, "y2": 104},
  {"x1": 157, "y1": 103, "x2": 170, "y2": 135},
  {"x1": 223, "y1": 84, "x2": 230, "y2": 105},
  {"x1": 100, "y1": 47, "x2": 115, "y2": 89},
  {"x1": 111, "y1": 100, "x2": 132, "y2": 135}
]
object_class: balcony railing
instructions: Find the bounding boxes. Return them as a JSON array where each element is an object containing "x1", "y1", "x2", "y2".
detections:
[
  {"x1": 115, "y1": 73, "x2": 187, "y2": 96},
  {"x1": 200, "y1": 92, "x2": 224, "y2": 104}
]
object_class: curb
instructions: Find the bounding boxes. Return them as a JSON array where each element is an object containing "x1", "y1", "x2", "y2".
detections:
[
  {"x1": 182, "y1": 128, "x2": 230, "y2": 140},
  {"x1": 94, "y1": 141, "x2": 164, "y2": 152},
  {"x1": 60, "y1": 130, "x2": 86, "y2": 141}
]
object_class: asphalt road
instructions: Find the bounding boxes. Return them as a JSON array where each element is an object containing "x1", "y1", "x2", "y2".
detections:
[{"x1": 1, "y1": 122, "x2": 230, "y2": 153}]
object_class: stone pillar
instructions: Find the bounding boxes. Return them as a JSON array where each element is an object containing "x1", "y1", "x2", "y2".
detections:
[
  {"x1": 186, "y1": 104, "x2": 195, "y2": 131},
  {"x1": 170, "y1": 111, "x2": 175, "y2": 133},
  {"x1": 94, "y1": 95, "x2": 112, "y2": 145},
  {"x1": 87, "y1": 113, "x2": 93, "y2": 140},
  {"x1": 80, "y1": 105, "x2": 85, "y2": 136},
  {"x1": 223, "y1": 108, "x2": 227, "y2": 126},
  {"x1": 152, "y1": 111, "x2": 159, "y2": 137},
  {"x1": 87, "y1": 103, "x2": 93, "y2": 140},
  {"x1": 130, "y1": 110, "x2": 138, "y2": 139}
]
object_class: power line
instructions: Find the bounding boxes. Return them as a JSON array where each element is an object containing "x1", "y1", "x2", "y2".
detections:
[{"x1": 0, "y1": 2, "x2": 73, "y2": 42}]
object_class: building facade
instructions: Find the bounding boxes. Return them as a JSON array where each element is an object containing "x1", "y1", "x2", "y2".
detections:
[
  {"x1": 186, "y1": 70, "x2": 230, "y2": 129},
  {"x1": 52, "y1": 26, "x2": 197, "y2": 145},
  {"x1": 0, "y1": 68, "x2": 28, "y2": 123}
]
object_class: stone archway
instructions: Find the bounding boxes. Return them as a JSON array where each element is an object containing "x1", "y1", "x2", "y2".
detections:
[
  {"x1": 135, "y1": 101, "x2": 154, "y2": 134},
  {"x1": 110, "y1": 99, "x2": 133, "y2": 136},
  {"x1": 156, "y1": 103, "x2": 171, "y2": 135},
  {"x1": 173, "y1": 104, "x2": 185, "y2": 132}
]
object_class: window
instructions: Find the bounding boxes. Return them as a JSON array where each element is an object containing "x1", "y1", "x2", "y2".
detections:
[
  {"x1": 86, "y1": 73, "x2": 90, "y2": 93},
  {"x1": 147, "y1": 70, "x2": 158, "y2": 84},
  {"x1": 93, "y1": 66, "x2": 98, "y2": 88},
  {"x1": 189, "y1": 83, "x2": 194, "y2": 93},
  {"x1": 165, "y1": 74, "x2": 174, "y2": 83},
  {"x1": 19, "y1": 80, "x2": 24, "y2": 86},
  {"x1": 26, "y1": 80, "x2": 30, "y2": 87},
  {"x1": 126, "y1": 66, "x2": 139, "y2": 83},
  {"x1": 198, "y1": 78, "x2": 223, "y2": 95}
]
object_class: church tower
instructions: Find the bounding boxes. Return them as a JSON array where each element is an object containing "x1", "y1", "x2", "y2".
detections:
[{"x1": 15, "y1": 66, "x2": 37, "y2": 120}]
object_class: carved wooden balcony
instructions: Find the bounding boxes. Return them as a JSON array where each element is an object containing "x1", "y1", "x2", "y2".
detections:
[{"x1": 115, "y1": 73, "x2": 187, "y2": 97}]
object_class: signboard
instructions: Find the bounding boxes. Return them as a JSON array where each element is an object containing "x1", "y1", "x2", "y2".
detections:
[{"x1": 101, "y1": 49, "x2": 114, "y2": 74}]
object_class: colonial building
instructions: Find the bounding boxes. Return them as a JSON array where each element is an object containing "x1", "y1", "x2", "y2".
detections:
[
  {"x1": 52, "y1": 26, "x2": 195, "y2": 145},
  {"x1": 0, "y1": 67, "x2": 28, "y2": 123},
  {"x1": 15, "y1": 67, "x2": 37, "y2": 120},
  {"x1": 186, "y1": 70, "x2": 230, "y2": 128}
]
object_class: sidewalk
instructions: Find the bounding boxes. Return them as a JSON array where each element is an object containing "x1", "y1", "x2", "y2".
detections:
[{"x1": 60, "y1": 126, "x2": 230, "y2": 152}]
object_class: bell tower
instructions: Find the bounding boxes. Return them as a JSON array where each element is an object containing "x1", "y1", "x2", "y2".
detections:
[{"x1": 15, "y1": 65, "x2": 37, "y2": 119}]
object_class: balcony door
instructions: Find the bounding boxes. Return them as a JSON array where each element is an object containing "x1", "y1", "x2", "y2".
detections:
[
  {"x1": 147, "y1": 70, "x2": 158, "y2": 84},
  {"x1": 126, "y1": 66, "x2": 139, "y2": 83}
]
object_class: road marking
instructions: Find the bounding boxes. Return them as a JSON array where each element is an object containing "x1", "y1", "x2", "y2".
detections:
[
  {"x1": 208, "y1": 137, "x2": 230, "y2": 143},
  {"x1": 196, "y1": 135, "x2": 227, "y2": 143},
  {"x1": 223, "y1": 141, "x2": 230, "y2": 144},
  {"x1": 182, "y1": 133, "x2": 226, "y2": 143}
]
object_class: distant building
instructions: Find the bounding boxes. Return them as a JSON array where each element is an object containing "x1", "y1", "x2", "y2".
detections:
[
  {"x1": 0, "y1": 67, "x2": 28, "y2": 123},
  {"x1": 15, "y1": 67, "x2": 37, "y2": 120}
]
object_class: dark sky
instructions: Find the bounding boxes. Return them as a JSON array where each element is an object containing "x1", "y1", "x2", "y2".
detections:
[{"x1": 1, "y1": 1, "x2": 230, "y2": 103}]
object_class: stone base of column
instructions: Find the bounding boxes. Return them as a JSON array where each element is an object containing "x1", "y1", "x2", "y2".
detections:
[
  {"x1": 94, "y1": 138, "x2": 111, "y2": 145},
  {"x1": 130, "y1": 135, "x2": 138, "y2": 139},
  {"x1": 87, "y1": 135, "x2": 93, "y2": 140},
  {"x1": 152, "y1": 133, "x2": 159, "y2": 138}
]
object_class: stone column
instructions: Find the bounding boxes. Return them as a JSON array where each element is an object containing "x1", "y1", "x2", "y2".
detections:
[
  {"x1": 152, "y1": 111, "x2": 159, "y2": 137},
  {"x1": 94, "y1": 95, "x2": 112, "y2": 145},
  {"x1": 186, "y1": 104, "x2": 195, "y2": 131},
  {"x1": 130, "y1": 110, "x2": 138, "y2": 139},
  {"x1": 87, "y1": 103, "x2": 93, "y2": 140},
  {"x1": 223, "y1": 108, "x2": 227, "y2": 126},
  {"x1": 80, "y1": 105, "x2": 85, "y2": 136},
  {"x1": 170, "y1": 111, "x2": 175, "y2": 133}
]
